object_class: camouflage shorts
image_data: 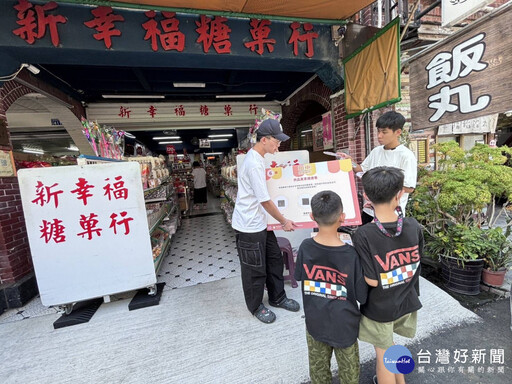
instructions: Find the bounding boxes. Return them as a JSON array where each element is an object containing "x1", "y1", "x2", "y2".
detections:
[{"x1": 306, "y1": 330, "x2": 360, "y2": 384}]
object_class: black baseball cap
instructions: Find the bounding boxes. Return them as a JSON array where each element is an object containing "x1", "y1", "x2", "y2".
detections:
[{"x1": 256, "y1": 119, "x2": 290, "y2": 142}]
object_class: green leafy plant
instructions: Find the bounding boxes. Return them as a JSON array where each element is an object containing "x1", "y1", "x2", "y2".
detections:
[
  {"x1": 483, "y1": 226, "x2": 512, "y2": 271},
  {"x1": 409, "y1": 141, "x2": 512, "y2": 265}
]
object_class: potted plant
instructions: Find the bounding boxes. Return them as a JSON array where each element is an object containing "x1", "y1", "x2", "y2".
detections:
[
  {"x1": 481, "y1": 226, "x2": 512, "y2": 287},
  {"x1": 409, "y1": 141, "x2": 512, "y2": 295}
]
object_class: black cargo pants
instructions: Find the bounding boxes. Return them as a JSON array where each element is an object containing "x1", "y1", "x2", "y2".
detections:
[{"x1": 235, "y1": 229, "x2": 286, "y2": 314}]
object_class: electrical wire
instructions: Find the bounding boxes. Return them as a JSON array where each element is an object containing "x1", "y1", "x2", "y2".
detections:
[{"x1": 0, "y1": 64, "x2": 25, "y2": 81}]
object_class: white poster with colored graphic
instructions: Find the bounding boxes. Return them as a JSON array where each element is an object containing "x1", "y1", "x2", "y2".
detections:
[
  {"x1": 266, "y1": 159, "x2": 361, "y2": 230},
  {"x1": 17, "y1": 162, "x2": 156, "y2": 307}
]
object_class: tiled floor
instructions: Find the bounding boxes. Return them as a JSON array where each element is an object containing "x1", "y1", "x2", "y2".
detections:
[
  {"x1": 0, "y1": 196, "x2": 239, "y2": 324},
  {"x1": 157, "y1": 212, "x2": 240, "y2": 290}
]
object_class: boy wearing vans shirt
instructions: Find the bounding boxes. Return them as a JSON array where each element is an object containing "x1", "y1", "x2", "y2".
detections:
[
  {"x1": 352, "y1": 166, "x2": 423, "y2": 384},
  {"x1": 294, "y1": 191, "x2": 367, "y2": 384}
]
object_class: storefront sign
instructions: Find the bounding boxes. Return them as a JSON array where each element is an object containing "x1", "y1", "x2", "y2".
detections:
[
  {"x1": 86, "y1": 102, "x2": 280, "y2": 125},
  {"x1": 0, "y1": 150, "x2": 15, "y2": 177},
  {"x1": 442, "y1": 0, "x2": 494, "y2": 27},
  {"x1": 199, "y1": 139, "x2": 211, "y2": 148},
  {"x1": 438, "y1": 114, "x2": 498, "y2": 135},
  {"x1": 322, "y1": 111, "x2": 333, "y2": 149},
  {"x1": 265, "y1": 159, "x2": 361, "y2": 230},
  {"x1": 17, "y1": 162, "x2": 156, "y2": 306},
  {"x1": 2, "y1": 1, "x2": 333, "y2": 60},
  {"x1": 410, "y1": 5, "x2": 512, "y2": 130}
]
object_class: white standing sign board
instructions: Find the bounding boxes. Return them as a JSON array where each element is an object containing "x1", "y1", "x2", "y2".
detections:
[{"x1": 18, "y1": 162, "x2": 156, "y2": 307}]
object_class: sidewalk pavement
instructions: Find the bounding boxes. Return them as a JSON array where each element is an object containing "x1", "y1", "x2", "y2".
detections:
[
  {"x1": 338, "y1": 269, "x2": 512, "y2": 384},
  {"x1": 0, "y1": 276, "x2": 481, "y2": 384}
]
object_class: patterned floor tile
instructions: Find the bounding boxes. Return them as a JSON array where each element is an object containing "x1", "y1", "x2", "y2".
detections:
[{"x1": 157, "y1": 206, "x2": 240, "y2": 291}]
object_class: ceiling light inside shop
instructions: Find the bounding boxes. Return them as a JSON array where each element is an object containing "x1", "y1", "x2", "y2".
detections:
[
  {"x1": 208, "y1": 138, "x2": 229, "y2": 142},
  {"x1": 124, "y1": 132, "x2": 136, "y2": 139},
  {"x1": 153, "y1": 136, "x2": 180, "y2": 140},
  {"x1": 302, "y1": 129, "x2": 312, "y2": 133},
  {"x1": 67, "y1": 145, "x2": 79, "y2": 151},
  {"x1": 22, "y1": 147, "x2": 44, "y2": 154},
  {"x1": 215, "y1": 94, "x2": 266, "y2": 99},
  {"x1": 208, "y1": 134, "x2": 233, "y2": 138},
  {"x1": 101, "y1": 94, "x2": 165, "y2": 99},
  {"x1": 204, "y1": 152, "x2": 223, "y2": 155},
  {"x1": 173, "y1": 82, "x2": 206, "y2": 88},
  {"x1": 158, "y1": 141, "x2": 182, "y2": 144}
]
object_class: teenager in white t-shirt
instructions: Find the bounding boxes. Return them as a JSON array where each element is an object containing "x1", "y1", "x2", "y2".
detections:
[
  {"x1": 232, "y1": 119, "x2": 300, "y2": 324},
  {"x1": 338, "y1": 111, "x2": 417, "y2": 224}
]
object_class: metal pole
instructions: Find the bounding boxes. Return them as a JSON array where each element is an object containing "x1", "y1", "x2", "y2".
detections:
[{"x1": 365, "y1": 112, "x2": 372, "y2": 156}]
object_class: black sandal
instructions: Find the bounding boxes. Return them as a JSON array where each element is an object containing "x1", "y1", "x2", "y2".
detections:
[{"x1": 253, "y1": 304, "x2": 276, "y2": 323}]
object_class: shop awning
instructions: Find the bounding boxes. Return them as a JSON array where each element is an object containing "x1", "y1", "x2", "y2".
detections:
[{"x1": 69, "y1": 0, "x2": 375, "y2": 22}]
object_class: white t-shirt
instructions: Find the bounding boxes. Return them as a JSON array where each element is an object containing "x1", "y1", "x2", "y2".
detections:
[
  {"x1": 232, "y1": 149, "x2": 270, "y2": 233},
  {"x1": 191, "y1": 168, "x2": 207, "y2": 189},
  {"x1": 360, "y1": 144, "x2": 417, "y2": 216}
]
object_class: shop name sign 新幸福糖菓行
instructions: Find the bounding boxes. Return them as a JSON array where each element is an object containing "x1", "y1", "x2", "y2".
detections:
[
  {"x1": 2, "y1": 1, "x2": 333, "y2": 60},
  {"x1": 409, "y1": 4, "x2": 512, "y2": 130},
  {"x1": 265, "y1": 159, "x2": 361, "y2": 230}
]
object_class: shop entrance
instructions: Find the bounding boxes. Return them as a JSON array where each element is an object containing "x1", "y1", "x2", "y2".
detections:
[{"x1": 0, "y1": 0, "x2": 347, "y2": 316}]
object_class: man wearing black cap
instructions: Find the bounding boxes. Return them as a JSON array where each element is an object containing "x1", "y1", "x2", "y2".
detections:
[{"x1": 232, "y1": 119, "x2": 300, "y2": 323}]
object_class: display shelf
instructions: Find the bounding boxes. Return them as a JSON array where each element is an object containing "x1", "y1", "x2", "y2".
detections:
[
  {"x1": 221, "y1": 176, "x2": 238, "y2": 186},
  {"x1": 148, "y1": 204, "x2": 173, "y2": 233},
  {"x1": 77, "y1": 154, "x2": 123, "y2": 165},
  {"x1": 224, "y1": 193, "x2": 236, "y2": 207},
  {"x1": 143, "y1": 177, "x2": 171, "y2": 196},
  {"x1": 154, "y1": 235, "x2": 172, "y2": 272},
  {"x1": 145, "y1": 196, "x2": 171, "y2": 203}
]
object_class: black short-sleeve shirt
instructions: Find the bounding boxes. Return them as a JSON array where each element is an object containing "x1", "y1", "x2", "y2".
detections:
[
  {"x1": 352, "y1": 218, "x2": 423, "y2": 322},
  {"x1": 294, "y1": 238, "x2": 368, "y2": 348}
]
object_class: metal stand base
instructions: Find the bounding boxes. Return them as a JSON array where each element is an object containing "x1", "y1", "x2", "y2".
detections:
[
  {"x1": 53, "y1": 298, "x2": 103, "y2": 329},
  {"x1": 128, "y1": 282, "x2": 165, "y2": 311}
]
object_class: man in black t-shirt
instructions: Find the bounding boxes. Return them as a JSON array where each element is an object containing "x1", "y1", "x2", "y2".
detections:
[
  {"x1": 352, "y1": 167, "x2": 423, "y2": 384},
  {"x1": 295, "y1": 191, "x2": 367, "y2": 384}
]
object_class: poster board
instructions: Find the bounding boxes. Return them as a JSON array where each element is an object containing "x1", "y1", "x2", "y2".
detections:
[
  {"x1": 266, "y1": 159, "x2": 361, "y2": 230},
  {"x1": 17, "y1": 162, "x2": 156, "y2": 307}
]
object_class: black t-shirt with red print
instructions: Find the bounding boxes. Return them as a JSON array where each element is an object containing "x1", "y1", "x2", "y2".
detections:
[
  {"x1": 294, "y1": 238, "x2": 368, "y2": 348},
  {"x1": 352, "y1": 217, "x2": 423, "y2": 323}
]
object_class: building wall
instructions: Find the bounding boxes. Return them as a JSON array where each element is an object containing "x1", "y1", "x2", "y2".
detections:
[{"x1": 0, "y1": 81, "x2": 35, "y2": 286}]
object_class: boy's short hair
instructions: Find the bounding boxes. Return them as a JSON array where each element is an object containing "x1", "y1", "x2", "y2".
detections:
[
  {"x1": 362, "y1": 166, "x2": 404, "y2": 205},
  {"x1": 376, "y1": 111, "x2": 405, "y2": 132},
  {"x1": 311, "y1": 191, "x2": 343, "y2": 226}
]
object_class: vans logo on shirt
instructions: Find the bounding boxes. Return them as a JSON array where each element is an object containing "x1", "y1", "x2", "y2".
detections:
[
  {"x1": 303, "y1": 265, "x2": 348, "y2": 285},
  {"x1": 374, "y1": 245, "x2": 420, "y2": 272}
]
